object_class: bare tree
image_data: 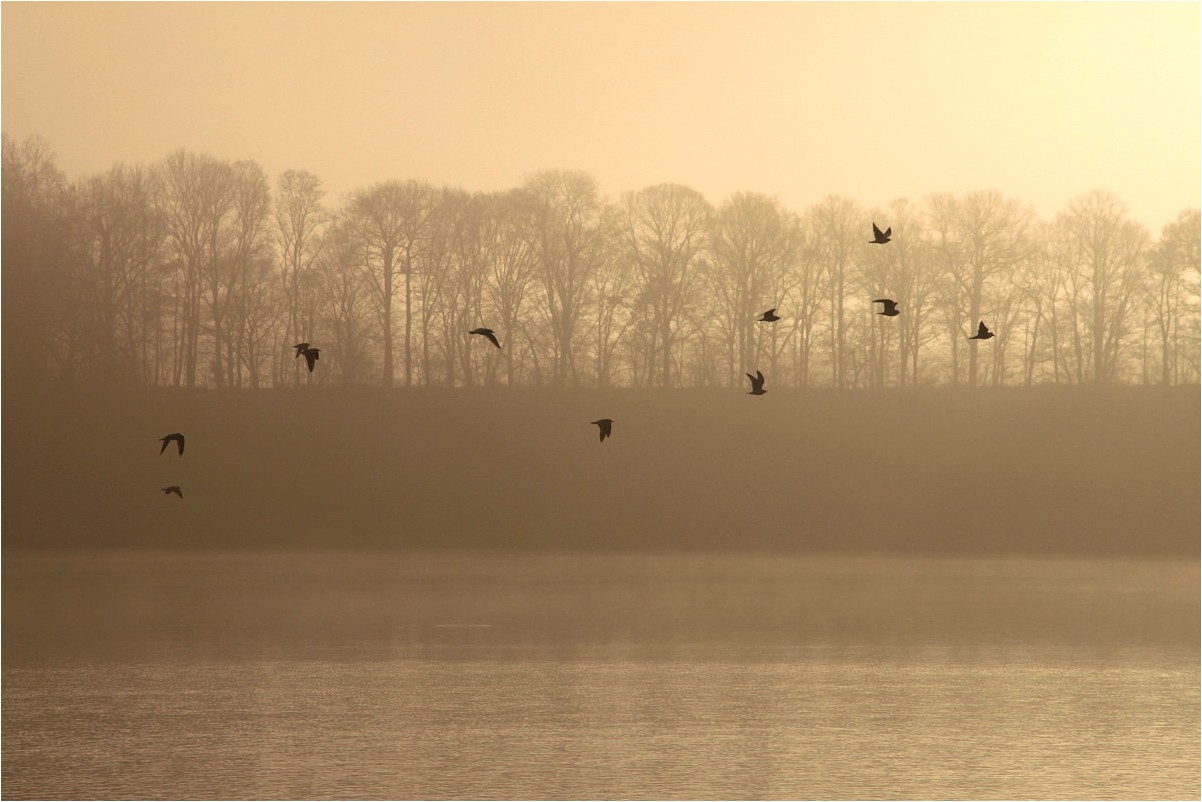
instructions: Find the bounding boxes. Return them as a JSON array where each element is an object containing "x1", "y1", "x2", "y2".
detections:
[
  {"x1": 73, "y1": 164, "x2": 165, "y2": 383},
  {"x1": 521, "y1": 170, "x2": 605, "y2": 386},
  {"x1": 614, "y1": 183, "x2": 712, "y2": 386},
  {"x1": 1145, "y1": 209, "x2": 1200, "y2": 384},
  {"x1": 808, "y1": 196, "x2": 863, "y2": 388},
  {"x1": 928, "y1": 191, "x2": 1035, "y2": 386},
  {"x1": 316, "y1": 219, "x2": 377, "y2": 385},
  {"x1": 483, "y1": 190, "x2": 538, "y2": 386},
  {"x1": 435, "y1": 190, "x2": 492, "y2": 387},
  {"x1": 347, "y1": 180, "x2": 435, "y2": 387},
  {"x1": 2, "y1": 134, "x2": 77, "y2": 385},
  {"x1": 1051, "y1": 190, "x2": 1149, "y2": 384},
  {"x1": 158, "y1": 150, "x2": 240, "y2": 387},
  {"x1": 221, "y1": 161, "x2": 273, "y2": 387},
  {"x1": 274, "y1": 169, "x2": 330, "y2": 385},
  {"x1": 585, "y1": 213, "x2": 637, "y2": 388}
]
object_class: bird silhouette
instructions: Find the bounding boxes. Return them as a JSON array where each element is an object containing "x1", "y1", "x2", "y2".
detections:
[
  {"x1": 968, "y1": 321, "x2": 995, "y2": 340},
  {"x1": 757, "y1": 308, "x2": 781, "y2": 322},
  {"x1": 469, "y1": 327, "x2": 501, "y2": 349},
  {"x1": 870, "y1": 222, "x2": 892, "y2": 244},
  {"x1": 873, "y1": 298, "x2": 900, "y2": 317},
  {"x1": 302, "y1": 347, "x2": 321, "y2": 372},
  {"x1": 591, "y1": 418, "x2": 614, "y2": 442},
  {"x1": 746, "y1": 370, "x2": 767, "y2": 395},
  {"x1": 162, "y1": 486, "x2": 183, "y2": 499},
  {"x1": 159, "y1": 432, "x2": 185, "y2": 456},
  {"x1": 292, "y1": 342, "x2": 310, "y2": 359}
]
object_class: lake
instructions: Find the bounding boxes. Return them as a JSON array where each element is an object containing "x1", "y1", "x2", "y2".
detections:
[{"x1": 3, "y1": 550, "x2": 1198, "y2": 799}]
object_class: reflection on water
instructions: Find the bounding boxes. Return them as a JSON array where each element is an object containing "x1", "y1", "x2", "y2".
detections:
[{"x1": 3, "y1": 551, "x2": 1198, "y2": 799}]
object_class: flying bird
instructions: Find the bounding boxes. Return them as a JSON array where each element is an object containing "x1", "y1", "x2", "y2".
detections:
[
  {"x1": 757, "y1": 308, "x2": 781, "y2": 322},
  {"x1": 873, "y1": 298, "x2": 900, "y2": 317},
  {"x1": 162, "y1": 486, "x2": 183, "y2": 499},
  {"x1": 292, "y1": 342, "x2": 310, "y2": 359},
  {"x1": 591, "y1": 418, "x2": 614, "y2": 442},
  {"x1": 302, "y1": 347, "x2": 321, "y2": 372},
  {"x1": 469, "y1": 327, "x2": 501, "y2": 349},
  {"x1": 159, "y1": 432, "x2": 185, "y2": 456},
  {"x1": 870, "y1": 222, "x2": 892, "y2": 244},
  {"x1": 968, "y1": 321, "x2": 995, "y2": 340},
  {"x1": 746, "y1": 370, "x2": 767, "y2": 395}
]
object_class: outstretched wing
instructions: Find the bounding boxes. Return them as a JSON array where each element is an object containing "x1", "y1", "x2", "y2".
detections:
[
  {"x1": 159, "y1": 438, "x2": 169, "y2": 455},
  {"x1": 977, "y1": 321, "x2": 989, "y2": 337},
  {"x1": 485, "y1": 331, "x2": 501, "y2": 349},
  {"x1": 305, "y1": 350, "x2": 317, "y2": 372},
  {"x1": 884, "y1": 227, "x2": 892, "y2": 238},
  {"x1": 872, "y1": 222, "x2": 884, "y2": 239},
  {"x1": 176, "y1": 435, "x2": 185, "y2": 456}
]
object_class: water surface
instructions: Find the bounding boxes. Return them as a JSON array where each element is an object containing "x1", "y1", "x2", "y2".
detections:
[{"x1": 3, "y1": 550, "x2": 1197, "y2": 799}]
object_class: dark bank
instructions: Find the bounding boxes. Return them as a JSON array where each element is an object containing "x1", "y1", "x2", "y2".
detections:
[{"x1": 3, "y1": 384, "x2": 1198, "y2": 555}]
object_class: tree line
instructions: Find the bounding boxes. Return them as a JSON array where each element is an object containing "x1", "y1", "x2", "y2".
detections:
[{"x1": 4, "y1": 133, "x2": 1198, "y2": 390}]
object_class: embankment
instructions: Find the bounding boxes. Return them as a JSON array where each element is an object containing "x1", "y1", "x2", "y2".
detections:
[{"x1": 3, "y1": 384, "x2": 1197, "y2": 555}]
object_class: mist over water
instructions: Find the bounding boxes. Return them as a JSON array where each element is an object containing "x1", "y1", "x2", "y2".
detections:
[
  {"x1": 6, "y1": 308, "x2": 1185, "y2": 791},
  {"x1": 3, "y1": 550, "x2": 1197, "y2": 800},
  {"x1": 3, "y1": 382, "x2": 1198, "y2": 799}
]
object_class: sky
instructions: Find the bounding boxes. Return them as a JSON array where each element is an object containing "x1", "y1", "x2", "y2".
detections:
[{"x1": 2, "y1": 2, "x2": 1199, "y2": 232}]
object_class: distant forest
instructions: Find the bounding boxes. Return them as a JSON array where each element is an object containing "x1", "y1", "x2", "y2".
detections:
[{"x1": 4, "y1": 133, "x2": 1198, "y2": 391}]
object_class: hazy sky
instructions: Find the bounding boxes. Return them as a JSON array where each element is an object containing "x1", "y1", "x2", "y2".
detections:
[{"x1": 2, "y1": 2, "x2": 1198, "y2": 231}]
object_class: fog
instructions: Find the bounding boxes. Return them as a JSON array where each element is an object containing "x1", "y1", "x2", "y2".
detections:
[
  {"x1": 4, "y1": 384, "x2": 1195, "y2": 555},
  {"x1": 3, "y1": 3, "x2": 1198, "y2": 231},
  {"x1": 4, "y1": 6, "x2": 1198, "y2": 800}
]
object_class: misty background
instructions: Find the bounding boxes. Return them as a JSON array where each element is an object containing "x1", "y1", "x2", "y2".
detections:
[
  {"x1": 2, "y1": 3, "x2": 1199, "y2": 555},
  {"x1": 3, "y1": 6, "x2": 1198, "y2": 800}
]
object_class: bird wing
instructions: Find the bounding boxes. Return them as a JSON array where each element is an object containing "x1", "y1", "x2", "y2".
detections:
[
  {"x1": 872, "y1": 222, "x2": 884, "y2": 239},
  {"x1": 177, "y1": 435, "x2": 185, "y2": 455},
  {"x1": 977, "y1": 321, "x2": 989, "y2": 337},
  {"x1": 486, "y1": 332, "x2": 500, "y2": 348},
  {"x1": 884, "y1": 227, "x2": 892, "y2": 238},
  {"x1": 305, "y1": 350, "x2": 317, "y2": 371},
  {"x1": 159, "y1": 439, "x2": 169, "y2": 454},
  {"x1": 756, "y1": 370, "x2": 765, "y2": 383}
]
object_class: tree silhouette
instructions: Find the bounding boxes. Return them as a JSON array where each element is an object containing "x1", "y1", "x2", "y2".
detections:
[{"x1": 2, "y1": 132, "x2": 1198, "y2": 391}]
